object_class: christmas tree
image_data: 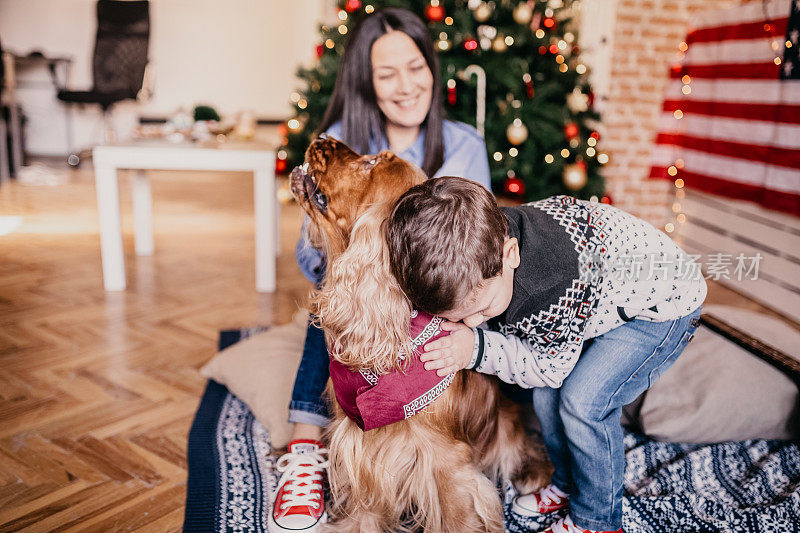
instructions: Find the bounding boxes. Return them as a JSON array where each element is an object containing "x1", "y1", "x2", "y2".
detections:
[{"x1": 278, "y1": 0, "x2": 607, "y2": 202}]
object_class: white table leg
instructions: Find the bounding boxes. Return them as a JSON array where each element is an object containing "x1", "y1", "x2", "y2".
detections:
[
  {"x1": 254, "y1": 163, "x2": 276, "y2": 292},
  {"x1": 132, "y1": 169, "x2": 154, "y2": 255},
  {"x1": 93, "y1": 157, "x2": 126, "y2": 291},
  {"x1": 275, "y1": 193, "x2": 281, "y2": 252}
]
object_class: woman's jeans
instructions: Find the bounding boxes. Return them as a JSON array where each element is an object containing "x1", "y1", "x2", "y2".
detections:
[
  {"x1": 532, "y1": 307, "x2": 702, "y2": 531},
  {"x1": 288, "y1": 320, "x2": 332, "y2": 427}
]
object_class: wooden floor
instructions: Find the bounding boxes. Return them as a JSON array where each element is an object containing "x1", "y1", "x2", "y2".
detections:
[
  {"x1": 0, "y1": 163, "x2": 796, "y2": 532},
  {"x1": 0, "y1": 165, "x2": 311, "y2": 532}
]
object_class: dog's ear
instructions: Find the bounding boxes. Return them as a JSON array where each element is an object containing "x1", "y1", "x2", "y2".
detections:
[{"x1": 312, "y1": 205, "x2": 414, "y2": 374}]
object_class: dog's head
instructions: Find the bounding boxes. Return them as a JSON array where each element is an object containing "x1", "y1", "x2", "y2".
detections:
[
  {"x1": 291, "y1": 136, "x2": 426, "y2": 256},
  {"x1": 291, "y1": 137, "x2": 427, "y2": 374}
]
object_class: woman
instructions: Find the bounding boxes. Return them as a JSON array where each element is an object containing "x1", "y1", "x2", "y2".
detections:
[{"x1": 270, "y1": 8, "x2": 491, "y2": 533}]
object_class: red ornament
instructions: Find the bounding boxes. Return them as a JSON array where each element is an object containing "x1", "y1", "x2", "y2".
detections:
[
  {"x1": 600, "y1": 194, "x2": 613, "y2": 205},
  {"x1": 538, "y1": 45, "x2": 547, "y2": 55},
  {"x1": 425, "y1": 2, "x2": 445, "y2": 22},
  {"x1": 344, "y1": 0, "x2": 361, "y2": 12},
  {"x1": 464, "y1": 38, "x2": 478, "y2": 51},
  {"x1": 315, "y1": 44, "x2": 324, "y2": 59},
  {"x1": 590, "y1": 131, "x2": 600, "y2": 141},
  {"x1": 564, "y1": 122, "x2": 579, "y2": 139},
  {"x1": 549, "y1": 44, "x2": 559, "y2": 54},
  {"x1": 543, "y1": 17, "x2": 555, "y2": 29},
  {"x1": 504, "y1": 176, "x2": 525, "y2": 196},
  {"x1": 447, "y1": 79, "x2": 457, "y2": 106},
  {"x1": 525, "y1": 80, "x2": 534, "y2": 99},
  {"x1": 275, "y1": 156, "x2": 288, "y2": 175}
]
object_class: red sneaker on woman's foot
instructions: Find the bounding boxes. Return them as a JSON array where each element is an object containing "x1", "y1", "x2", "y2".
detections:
[{"x1": 269, "y1": 439, "x2": 329, "y2": 533}]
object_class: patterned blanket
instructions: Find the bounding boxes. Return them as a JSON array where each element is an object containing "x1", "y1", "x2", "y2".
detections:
[{"x1": 184, "y1": 329, "x2": 800, "y2": 533}]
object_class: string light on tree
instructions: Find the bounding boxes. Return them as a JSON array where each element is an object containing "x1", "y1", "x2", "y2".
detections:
[{"x1": 437, "y1": 31, "x2": 451, "y2": 51}]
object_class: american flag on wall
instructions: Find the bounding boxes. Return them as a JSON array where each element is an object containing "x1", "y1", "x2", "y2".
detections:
[{"x1": 650, "y1": 0, "x2": 800, "y2": 217}]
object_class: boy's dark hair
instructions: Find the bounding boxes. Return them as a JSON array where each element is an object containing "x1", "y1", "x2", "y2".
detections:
[{"x1": 385, "y1": 177, "x2": 508, "y2": 315}]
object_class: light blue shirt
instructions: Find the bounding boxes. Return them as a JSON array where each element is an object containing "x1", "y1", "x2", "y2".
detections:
[{"x1": 296, "y1": 119, "x2": 492, "y2": 284}]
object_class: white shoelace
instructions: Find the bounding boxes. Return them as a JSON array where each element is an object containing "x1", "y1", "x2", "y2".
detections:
[
  {"x1": 539, "y1": 484, "x2": 567, "y2": 505},
  {"x1": 275, "y1": 449, "x2": 330, "y2": 511}
]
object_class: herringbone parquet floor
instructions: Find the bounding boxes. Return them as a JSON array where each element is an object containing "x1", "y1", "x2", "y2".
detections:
[
  {"x1": 1, "y1": 162, "x2": 796, "y2": 532},
  {"x1": 0, "y1": 165, "x2": 311, "y2": 532}
]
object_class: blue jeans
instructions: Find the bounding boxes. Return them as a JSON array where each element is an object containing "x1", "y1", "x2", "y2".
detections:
[
  {"x1": 288, "y1": 319, "x2": 332, "y2": 427},
  {"x1": 532, "y1": 307, "x2": 702, "y2": 531}
]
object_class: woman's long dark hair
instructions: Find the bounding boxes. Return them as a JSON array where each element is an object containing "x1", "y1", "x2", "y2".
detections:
[{"x1": 318, "y1": 8, "x2": 445, "y2": 177}]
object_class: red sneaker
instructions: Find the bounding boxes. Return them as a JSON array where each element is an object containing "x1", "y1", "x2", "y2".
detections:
[
  {"x1": 544, "y1": 515, "x2": 623, "y2": 533},
  {"x1": 269, "y1": 439, "x2": 329, "y2": 533},
  {"x1": 512, "y1": 484, "x2": 570, "y2": 516}
]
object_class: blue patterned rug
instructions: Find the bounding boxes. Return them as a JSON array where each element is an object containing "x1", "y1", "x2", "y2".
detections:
[{"x1": 184, "y1": 328, "x2": 800, "y2": 532}]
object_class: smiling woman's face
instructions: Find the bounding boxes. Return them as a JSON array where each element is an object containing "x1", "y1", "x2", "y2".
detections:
[{"x1": 371, "y1": 30, "x2": 434, "y2": 131}]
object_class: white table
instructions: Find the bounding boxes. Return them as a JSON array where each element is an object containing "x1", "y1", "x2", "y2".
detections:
[{"x1": 92, "y1": 141, "x2": 277, "y2": 292}]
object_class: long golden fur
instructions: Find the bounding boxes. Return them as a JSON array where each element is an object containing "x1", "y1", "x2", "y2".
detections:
[{"x1": 290, "y1": 137, "x2": 551, "y2": 533}]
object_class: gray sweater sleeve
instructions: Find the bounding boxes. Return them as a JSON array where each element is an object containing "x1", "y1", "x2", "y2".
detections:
[{"x1": 469, "y1": 328, "x2": 576, "y2": 388}]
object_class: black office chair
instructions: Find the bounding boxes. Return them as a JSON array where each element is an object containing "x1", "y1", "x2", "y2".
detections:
[
  {"x1": 57, "y1": 0, "x2": 150, "y2": 166},
  {"x1": 0, "y1": 34, "x2": 11, "y2": 182}
]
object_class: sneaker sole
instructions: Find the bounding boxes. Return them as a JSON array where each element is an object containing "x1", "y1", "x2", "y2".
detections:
[{"x1": 268, "y1": 510, "x2": 327, "y2": 533}]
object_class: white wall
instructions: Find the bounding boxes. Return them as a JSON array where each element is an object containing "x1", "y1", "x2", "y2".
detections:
[{"x1": 0, "y1": 0, "x2": 331, "y2": 155}]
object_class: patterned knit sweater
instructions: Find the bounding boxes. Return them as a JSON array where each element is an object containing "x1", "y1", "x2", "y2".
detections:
[{"x1": 470, "y1": 196, "x2": 707, "y2": 388}]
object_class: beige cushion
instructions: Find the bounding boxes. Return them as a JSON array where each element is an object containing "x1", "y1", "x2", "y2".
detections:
[
  {"x1": 200, "y1": 311, "x2": 308, "y2": 448},
  {"x1": 638, "y1": 305, "x2": 799, "y2": 443}
]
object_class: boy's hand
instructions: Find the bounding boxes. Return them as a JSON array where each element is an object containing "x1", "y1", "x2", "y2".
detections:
[{"x1": 419, "y1": 321, "x2": 475, "y2": 376}]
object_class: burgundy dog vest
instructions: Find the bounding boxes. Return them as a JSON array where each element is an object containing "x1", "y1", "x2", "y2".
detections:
[{"x1": 328, "y1": 311, "x2": 455, "y2": 431}]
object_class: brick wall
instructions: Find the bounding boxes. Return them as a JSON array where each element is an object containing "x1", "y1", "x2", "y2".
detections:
[{"x1": 600, "y1": 0, "x2": 745, "y2": 227}]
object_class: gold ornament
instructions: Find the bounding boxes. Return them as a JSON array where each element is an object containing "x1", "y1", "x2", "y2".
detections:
[
  {"x1": 474, "y1": 2, "x2": 493, "y2": 22},
  {"x1": 566, "y1": 87, "x2": 589, "y2": 113},
  {"x1": 506, "y1": 118, "x2": 529, "y2": 145},
  {"x1": 513, "y1": 2, "x2": 533, "y2": 24},
  {"x1": 563, "y1": 162, "x2": 588, "y2": 191},
  {"x1": 492, "y1": 35, "x2": 508, "y2": 52}
]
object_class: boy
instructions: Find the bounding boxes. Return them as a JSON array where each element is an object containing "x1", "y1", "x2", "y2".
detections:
[{"x1": 384, "y1": 177, "x2": 706, "y2": 533}]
